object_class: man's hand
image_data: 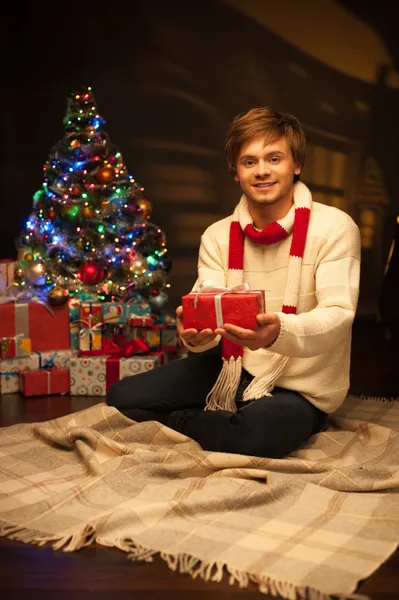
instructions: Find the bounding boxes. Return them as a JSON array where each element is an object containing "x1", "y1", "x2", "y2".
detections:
[
  {"x1": 176, "y1": 306, "x2": 219, "y2": 347},
  {"x1": 215, "y1": 313, "x2": 281, "y2": 350}
]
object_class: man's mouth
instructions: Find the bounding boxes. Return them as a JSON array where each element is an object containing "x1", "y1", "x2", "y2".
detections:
[{"x1": 252, "y1": 182, "x2": 276, "y2": 188}]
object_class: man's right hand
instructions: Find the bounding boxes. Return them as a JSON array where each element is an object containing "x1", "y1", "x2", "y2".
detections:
[{"x1": 176, "y1": 306, "x2": 218, "y2": 347}]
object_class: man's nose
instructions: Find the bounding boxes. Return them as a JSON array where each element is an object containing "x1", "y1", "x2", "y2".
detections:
[{"x1": 254, "y1": 161, "x2": 271, "y2": 177}]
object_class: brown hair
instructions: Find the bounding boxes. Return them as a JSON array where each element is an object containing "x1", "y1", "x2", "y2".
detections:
[{"x1": 225, "y1": 106, "x2": 306, "y2": 179}]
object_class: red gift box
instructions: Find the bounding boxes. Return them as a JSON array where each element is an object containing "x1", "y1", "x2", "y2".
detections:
[
  {"x1": 127, "y1": 317, "x2": 154, "y2": 327},
  {"x1": 182, "y1": 289, "x2": 266, "y2": 330},
  {"x1": 19, "y1": 368, "x2": 70, "y2": 397},
  {"x1": 0, "y1": 302, "x2": 70, "y2": 352}
]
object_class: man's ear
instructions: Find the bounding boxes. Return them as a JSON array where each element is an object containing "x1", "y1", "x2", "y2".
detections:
[
  {"x1": 234, "y1": 173, "x2": 239, "y2": 182},
  {"x1": 294, "y1": 165, "x2": 301, "y2": 176}
]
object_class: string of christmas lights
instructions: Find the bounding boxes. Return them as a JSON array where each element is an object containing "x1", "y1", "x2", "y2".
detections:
[{"x1": 13, "y1": 86, "x2": 172, "y2": 310}]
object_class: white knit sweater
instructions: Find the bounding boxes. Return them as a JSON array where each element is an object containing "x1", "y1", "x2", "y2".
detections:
[{"x1": 184, "y1": 194, "x2": 361, "y2": 414}]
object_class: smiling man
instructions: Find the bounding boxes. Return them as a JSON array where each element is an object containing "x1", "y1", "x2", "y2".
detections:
[{"x1": 108, "y1": 106, "x2": 361, "y2": 459}]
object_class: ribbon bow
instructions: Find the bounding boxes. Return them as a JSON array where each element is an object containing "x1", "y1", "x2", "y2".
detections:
[
  {"x1": 77, "y1": 315, "x2": 104, "y2": 341},
  {"x1": 40, "y1": 352, "x2": 57, "y2": 370},
  {"x1": 78, "y1": 337, "x2": 150, "y2": 358},
  {"x1": 103, "y1": 338, "x2": 150, "y2": 357}
]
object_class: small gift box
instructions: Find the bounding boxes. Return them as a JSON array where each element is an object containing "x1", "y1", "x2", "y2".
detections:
[
  {"x1": 79, "y1": 303, "x2": 103, "y2": 351},
  {"x1": 20, "y1": 368, "x2": 70, "y2": 396},
  {"x1": 0, "y1": 349, "x2": 75, "y2": 394},
  {"x1": 102, "y1": 300, "x2": 153, "y2": 325},
  {"x1": 70, "y1": 352, "x2": 163, "y2": 396},
  {"x1": 0, "y1": 335, "x2": 31, "y2": 359},
  {"x1": 127, "y1": 317, "x2": 155, "y2": 327},
  {"x1": 0, "y1": 259, "x2": 15, "y2": 295},
  {"x1": 126, "y1": 298, "x2": 152, "y2": 318},
  {"x1": 161, "y1": 325, "x2": 178, "y2": 352},
  {"x1": 69, "y1": 301, "x2": 80, "y2": 349},
  {"x1": 182, "y1": 283, "x2": 266, "y2": 330}
]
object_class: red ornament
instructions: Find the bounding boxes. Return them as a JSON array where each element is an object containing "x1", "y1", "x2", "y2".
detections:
[{"x1": 77, "y1": 262, "x2": 105, "y2": 285}]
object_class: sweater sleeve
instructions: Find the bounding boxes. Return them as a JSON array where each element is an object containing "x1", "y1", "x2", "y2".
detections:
[
  {"x1": 268, "y1": 219, "x2": 361, "y2": 358},
  {"x1": 180, "y1": 230, "x2": 225, "y2": 354}
]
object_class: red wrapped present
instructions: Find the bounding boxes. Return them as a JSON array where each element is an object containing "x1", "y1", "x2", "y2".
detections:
[
  {"x1": 127, "y1": 317, "x2": 154, "y2": 327},
  {"x1": 0, "y1": 301, "x2": 70, "y2": 352},
  {"x1": 0, "y1": 335, "x2": 31, "y2": 359},
  {"x1": 19, "y1": 368, "x2": 70, "y2": 397},
  {"x1": 182, "y1": 284, "x2": 266, "y2": 330}
]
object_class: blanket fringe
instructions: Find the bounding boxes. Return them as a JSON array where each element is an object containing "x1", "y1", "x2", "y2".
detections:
[
  {"x1": 124, "y1": 538, "x2": 343, "y2": 600},
  {"x1": 356, "y1": 394, "x2": 399, "y2": 403},
  {"x1": 0, "y1": 519, "x2": 96, "y2": 552},
  {"x1": 0, "y1": 521, "x2": 371, "y2": 600}
]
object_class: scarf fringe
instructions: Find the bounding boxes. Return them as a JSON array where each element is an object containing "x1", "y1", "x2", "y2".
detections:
[
  {"x1": 205, "y1": 356, "x2": 242, "y2": 412},
  {"x1": 243, "y1": 355, "x2": 289, "y2": 401}
]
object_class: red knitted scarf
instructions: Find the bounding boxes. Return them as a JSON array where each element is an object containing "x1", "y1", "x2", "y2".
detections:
[{"x1": 205, "y1": 181, "x2": 312, "y2": 411}]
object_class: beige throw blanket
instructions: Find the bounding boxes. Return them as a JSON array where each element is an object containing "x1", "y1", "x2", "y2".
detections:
[{"x1": 1, "y1": 395, "x2": 398, "y2": 600}]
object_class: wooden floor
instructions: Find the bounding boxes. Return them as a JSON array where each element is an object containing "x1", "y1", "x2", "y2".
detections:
[{"x1": 1, "y1": 318, "x2": 398, "y2": 600}]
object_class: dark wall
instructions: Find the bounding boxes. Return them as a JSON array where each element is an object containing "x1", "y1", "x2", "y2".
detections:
[{"x1": 3, "y1": 0, "x2": 398, "y2": 314}]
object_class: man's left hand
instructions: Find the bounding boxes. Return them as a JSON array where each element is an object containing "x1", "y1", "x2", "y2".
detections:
[{"x1": 215, "y1": 313, "x2": 281, "y2": 350}]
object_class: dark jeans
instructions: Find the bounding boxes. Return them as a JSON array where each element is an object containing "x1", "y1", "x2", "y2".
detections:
[{"x1": 107, "y1": 346, "x2": 327, "y2": 458}]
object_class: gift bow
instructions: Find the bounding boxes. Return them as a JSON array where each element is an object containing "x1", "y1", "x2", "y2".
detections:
[
  {"x1": 103, "y1": 338, "x2": 150, "y2": 357},
  {"x1": 194, "y1": 280, "x2": 252, "y2": 328},
  {"x1": 39, "y1": 352, "x2": 57, "y2": 370},
  {"x1": 79, "y1": 337, "x2": 150, "y2": 358}
]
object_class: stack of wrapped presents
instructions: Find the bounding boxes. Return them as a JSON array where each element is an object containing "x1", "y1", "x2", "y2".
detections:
[{"x1": 0, "y1": 261, "x2": 180, "y2": 398}]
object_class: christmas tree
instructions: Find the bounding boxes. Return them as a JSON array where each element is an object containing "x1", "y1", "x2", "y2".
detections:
[{"x1": 14, "y1": 86, "x2": 172, "y2": 312}]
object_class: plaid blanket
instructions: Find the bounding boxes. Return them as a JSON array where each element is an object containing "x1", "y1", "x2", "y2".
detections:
[{"x1": 0, "y1": 395, "x2": 398, "y2": 600}]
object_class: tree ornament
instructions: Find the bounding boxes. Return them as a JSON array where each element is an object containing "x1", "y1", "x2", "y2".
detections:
[
  {"x1": 148, "y1": 290, "x2": 168, "y2": 310},
  {"x1": 47, "y1": 207, "x2": 57, "y2": 220},
  {"x1": 96, "y1": 166, "x2": 115, "y2": 184},
  {"x1": 70, "y1": 139, "x2": 79, "y2": 148},
  {"x1": 47, "y1": 285, "x2": 69, "y2": 307},
  {"x1": 25, "y1": 261, "x2": 47, "y2": 286},
  {"x1": 13, "y1": 266, "x2": 24, "y2": 283},
  {"x1": 78, "y1": 261, "x2": 105, "y2": 285},
  {"x1": 24, "y1": 252, "x2": 34, "y2": 262},
  {"x1": 137, "y1": 198, "x2": 152, "y2": 218}
]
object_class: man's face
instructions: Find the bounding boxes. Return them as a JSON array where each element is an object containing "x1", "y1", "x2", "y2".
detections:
[{"x1": 234, "y1": 135, "x2": 301, "y2": 211}]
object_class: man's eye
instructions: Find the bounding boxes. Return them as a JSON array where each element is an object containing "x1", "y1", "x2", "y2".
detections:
[
  {"x1": 244, "y1": 160, "x2": 255, "y2": 166},
  {"x1": 270, "y1": 157, "x2": 280, "y2": 163}
]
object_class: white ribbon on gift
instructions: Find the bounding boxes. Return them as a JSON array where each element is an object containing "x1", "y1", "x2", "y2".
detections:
[
  {"x1": 194, "y1": 280, "x2": 254, "y2": 328},
  {"x1": 78, "y1": 315, "x2": 104, "y2": 342}
]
